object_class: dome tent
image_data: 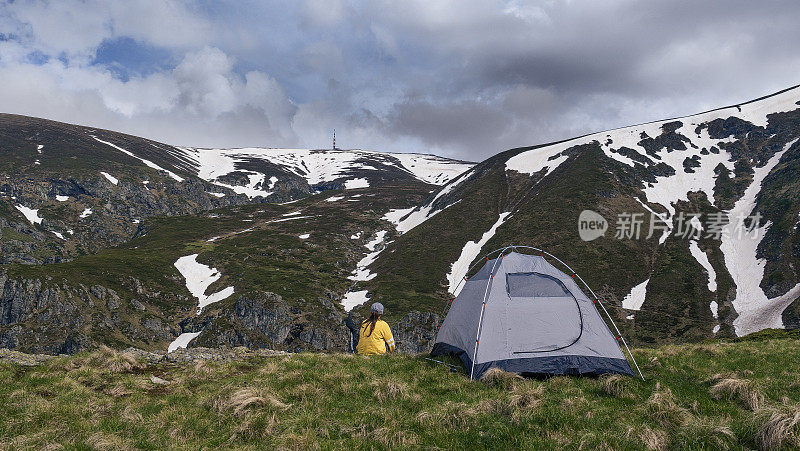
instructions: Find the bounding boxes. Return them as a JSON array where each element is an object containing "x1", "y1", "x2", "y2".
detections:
[{"x1": 431, "y1": 246, "x2": 643, "y2": 380}]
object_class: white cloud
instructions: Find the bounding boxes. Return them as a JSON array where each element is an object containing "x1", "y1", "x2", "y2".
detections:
[
  {"x1": 302, "y1": 0, "x2": 345, "y2": 27},
  {"x1": 174, "y1": 46, "x2": 241, "y2": 116},
  {"x1": 0, "y1": 0, "x2": 799, "y2": 159},
  {"x1": 4, "y1": 0, "x2": 210, "y2": 59}
]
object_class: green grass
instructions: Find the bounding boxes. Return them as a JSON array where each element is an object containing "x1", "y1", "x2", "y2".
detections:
[
  {"x1": 2, "y1": 332, "x2": 800, "y2": 449},
  {"x1": 0, "y1": 227, "x2": 35, "y2": 243}
]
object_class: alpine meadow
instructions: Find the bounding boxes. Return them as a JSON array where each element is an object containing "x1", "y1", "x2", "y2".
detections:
[{"x1": 2, "y1": 1, "x2": 800, "y2": 449}]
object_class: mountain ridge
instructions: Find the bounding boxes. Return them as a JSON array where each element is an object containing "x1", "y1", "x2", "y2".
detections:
[{"x1": 2, "y1": 84, "x2": 800, "y2": 355}]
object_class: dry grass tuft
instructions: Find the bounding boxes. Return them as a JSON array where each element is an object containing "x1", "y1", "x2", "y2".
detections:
[
  {"x1": 755, "y1": 405, "x2": 800, "y2": 450},
  {"x1": 645, "y1": 387, "x2": 691, "y2": 429},
  {"x1": 228, "y1": 413, "x2": 278, "y2": 443},
  {"x1": 476, "y1": 398, "x2": 513, "y2": 416},
  {"x1": 599, "y1": 374, "x2": 629, "y2": 398},
  {"x1": 371, "y1": 379, "x2": 410, "y2": 402},
  {"x1": 96, "y1": 346, "x2": 144, "y2": 373},
  {"x1": 121, "y1": 405, "x2": 143, "y2": 422},
  {"x1": 218, "y1": 387, "x2": 290, "y2": 417},
  {"x1": 86, "y1": 432, "x2": 130, "y2": 450},
  {"x1": 696, "y1": 343, "x2": 721, "y2": 356},
  {"x1": 192, "y1": 360, "x2": 216, "y2": 376},
  {"x1": 65, "y1": 346, "x2": 146, "y2": 373},
  {"x1": 415, "y1": 410, "x2": 433, "y2": 425},
  {"x1": 415, "y1": 402, "x2": 476, "y2": 429},
  {"x1": 370, "y1": 427, "x2": 418, "y2": 447},
  {"x1": 510, "y1": 383, "x2": 543, "y2": 411},
  {"x1": 257, "y1": 361, "x2": 279, "y2": 375},
  {"x1": 480, "y1": 368, "x2": 522, "y2": 389},
  {"x1": 105, "y1": 383, "x2": 132, "y2": 398},
  {"x1": 683, "y1": 417, "x2": 735, "y2": 450},
  {"x1": 627, "y1": 426, "x2": 668, "y2": 451},
  {"x1": 710, "y1": 377, "x2": 764, "y2": 411}
]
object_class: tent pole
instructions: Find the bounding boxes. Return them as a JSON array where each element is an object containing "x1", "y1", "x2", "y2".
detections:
[
  {"x1": 574, "y1": 273, "x2": 645, "y2": 381},
  {"x1": 469, "y1": 246, "x2": 510, "y2": 380},
  {"x1": 435, "y1": 247, "x2": 509, "y2": 340}
]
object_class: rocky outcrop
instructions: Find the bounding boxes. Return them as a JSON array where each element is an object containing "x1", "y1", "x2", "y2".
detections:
[
  {"x1": 783, "y1": 296, "x2": 800, "y2": 329},
  {"x1": 393, "y1": 311, "x2": 440, "y2": 353},
  {"x1": 0, "y1": 269, "x2": 191, "y2": 354},
  {"x1": 0, "y1": 174, "x2": 273, "y2": 264},
  {"x1": 182, "y1": 292, "x2": 351, "y2": 353}
]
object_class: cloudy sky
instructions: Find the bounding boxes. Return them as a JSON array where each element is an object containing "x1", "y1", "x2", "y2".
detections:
[{"x1": 1, "y1": 1, "x2": 799, "y2": 161}]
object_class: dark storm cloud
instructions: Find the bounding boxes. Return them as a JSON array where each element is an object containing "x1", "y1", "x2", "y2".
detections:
[{"x1": 0, "y1": 0, "x2": 799, "y2": 160}]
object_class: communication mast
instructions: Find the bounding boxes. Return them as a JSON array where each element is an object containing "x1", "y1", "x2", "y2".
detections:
[{"x1": 332, "y1": 129, "x2": 336, "y2": 150}]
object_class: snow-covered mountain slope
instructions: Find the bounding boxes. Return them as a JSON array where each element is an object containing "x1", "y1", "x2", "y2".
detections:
[
  {"x1": 496, "y1": 85, "x2": 800, "y2": 337},
  {"x1": 175, "y1": 146, "x2": 473, "y2": 199},
  {"x1": 0, "y1": 112, "x2": 473, "y2": 266},
  {"x1": 357, "y1": 84, "x2": 800, "y2": 344},
  {"x1": 504, "y1": 85, "x2": 800, "y2": 216}
]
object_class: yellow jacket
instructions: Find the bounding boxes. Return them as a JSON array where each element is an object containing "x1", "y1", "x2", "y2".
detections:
[{"x1": 356, "y1": 319, "x2": 395, "y2": 355}]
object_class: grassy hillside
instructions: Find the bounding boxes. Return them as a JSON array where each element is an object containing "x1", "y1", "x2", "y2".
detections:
[
  {"x1": 2, "y1": 331, "x2": 799, "y2": 449},
  {"x1": 1, "y1": 182, "x2": 433, "y2": 353}
]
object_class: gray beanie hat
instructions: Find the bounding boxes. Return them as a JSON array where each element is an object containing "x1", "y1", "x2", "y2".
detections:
[{"x1": 371, "y1": 302, "x2": 384, "y2": 314}]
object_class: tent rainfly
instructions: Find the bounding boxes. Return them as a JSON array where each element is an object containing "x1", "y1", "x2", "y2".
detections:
[{"x1": 431, "y1": 246, "x2": 643, "y2": 380}]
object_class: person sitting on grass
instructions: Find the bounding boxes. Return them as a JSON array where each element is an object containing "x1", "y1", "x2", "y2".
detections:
[{"x1": 356, "y1": 302, "x2": 395, "y2": 355}]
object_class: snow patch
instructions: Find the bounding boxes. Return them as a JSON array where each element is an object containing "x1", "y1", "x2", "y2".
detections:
[
  {"x1": 622, "y1": 279, "x2": 650, "y2": 310},
  {"x1": 721, "y1": 138, "x2": 798, "y2": 335},
  {"x1": 100, "y1": 172, "x2": 119, "y2": 185},
  {"x1": 93, "y1": 136, "x2": 184, "y2": 182},
  {"x1": 341, "y1": 290, "x2": 370, "y2": 312},
  {"x1": 51, "y1": 231, "x2": 65, "y2": 240},
  {"x1": 168, "y1": 332, "x2": 201, "y2": 353},
  {"x1": 212, "y1": 172, "x2": 274, "y2": 199},
  {"x1": 634, "y1": 197, "x2": 672, "y2": 245},
  {"x1": 391, "y1": 153, "x2": 473, "y2": 185},
  {"x1": 447, "y1": 212, "x2": 511, "y2": 295},
  {"x1": 15, "y1": 205, "x2": 43, "y2": 225},
  {"x1": 180, "y1": 147, "x2": 471, "y2": 191},
  {"x1": 710, "y1": 300, "x2": 719, "y2": 319},
  {"x1": 506, "y1": 145, "x2": 570, "y2": 178},
  {"x1": 173, "y1": 254, "x2": 235, "y2": 314},
  {"x1": 298, "y1": 233, "x2": 310, "y2": 239},
  {"x1": 36, "y1": 144, "x2": 43, "y2": 153},
  {"x1": 689, "y1": 240, "x2": 717, "y2": 292},
  {"x1": 344, "y1": 178, "x2": 369, "y2": 189},
  {"x1": 326, "y1": 196, "x2": 345, "y2": 202},
  {"x1": 207, "y1": 192, "x2": 225, "y2": 198},
  {"x1": 269, "y1": 215, "x2": 314, "y2": 224},
  {"x1": 80, "y1": 208, "x2": 93, "y2": 218},
  {"x1": 55, "y1": 195, "x2": 69, "y2": 202},
  {"x1": 384, "y1": 169, "x2": 474, "y2": 235},
  {"x1": 365, "y1": 231, "x2": 387, "y2": 251},
  {"x1": 348, "y1": 231, "x2": 388, "y2": 282}
]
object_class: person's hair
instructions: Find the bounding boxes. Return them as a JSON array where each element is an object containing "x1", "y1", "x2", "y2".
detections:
[{"x1": 362, "y1": 311, "x2": 381, "y2": 337}]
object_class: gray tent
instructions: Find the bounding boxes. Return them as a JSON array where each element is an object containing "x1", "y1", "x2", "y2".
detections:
[{"x1": 431, "y1": 247, "x2": 642, "y2": 380}]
